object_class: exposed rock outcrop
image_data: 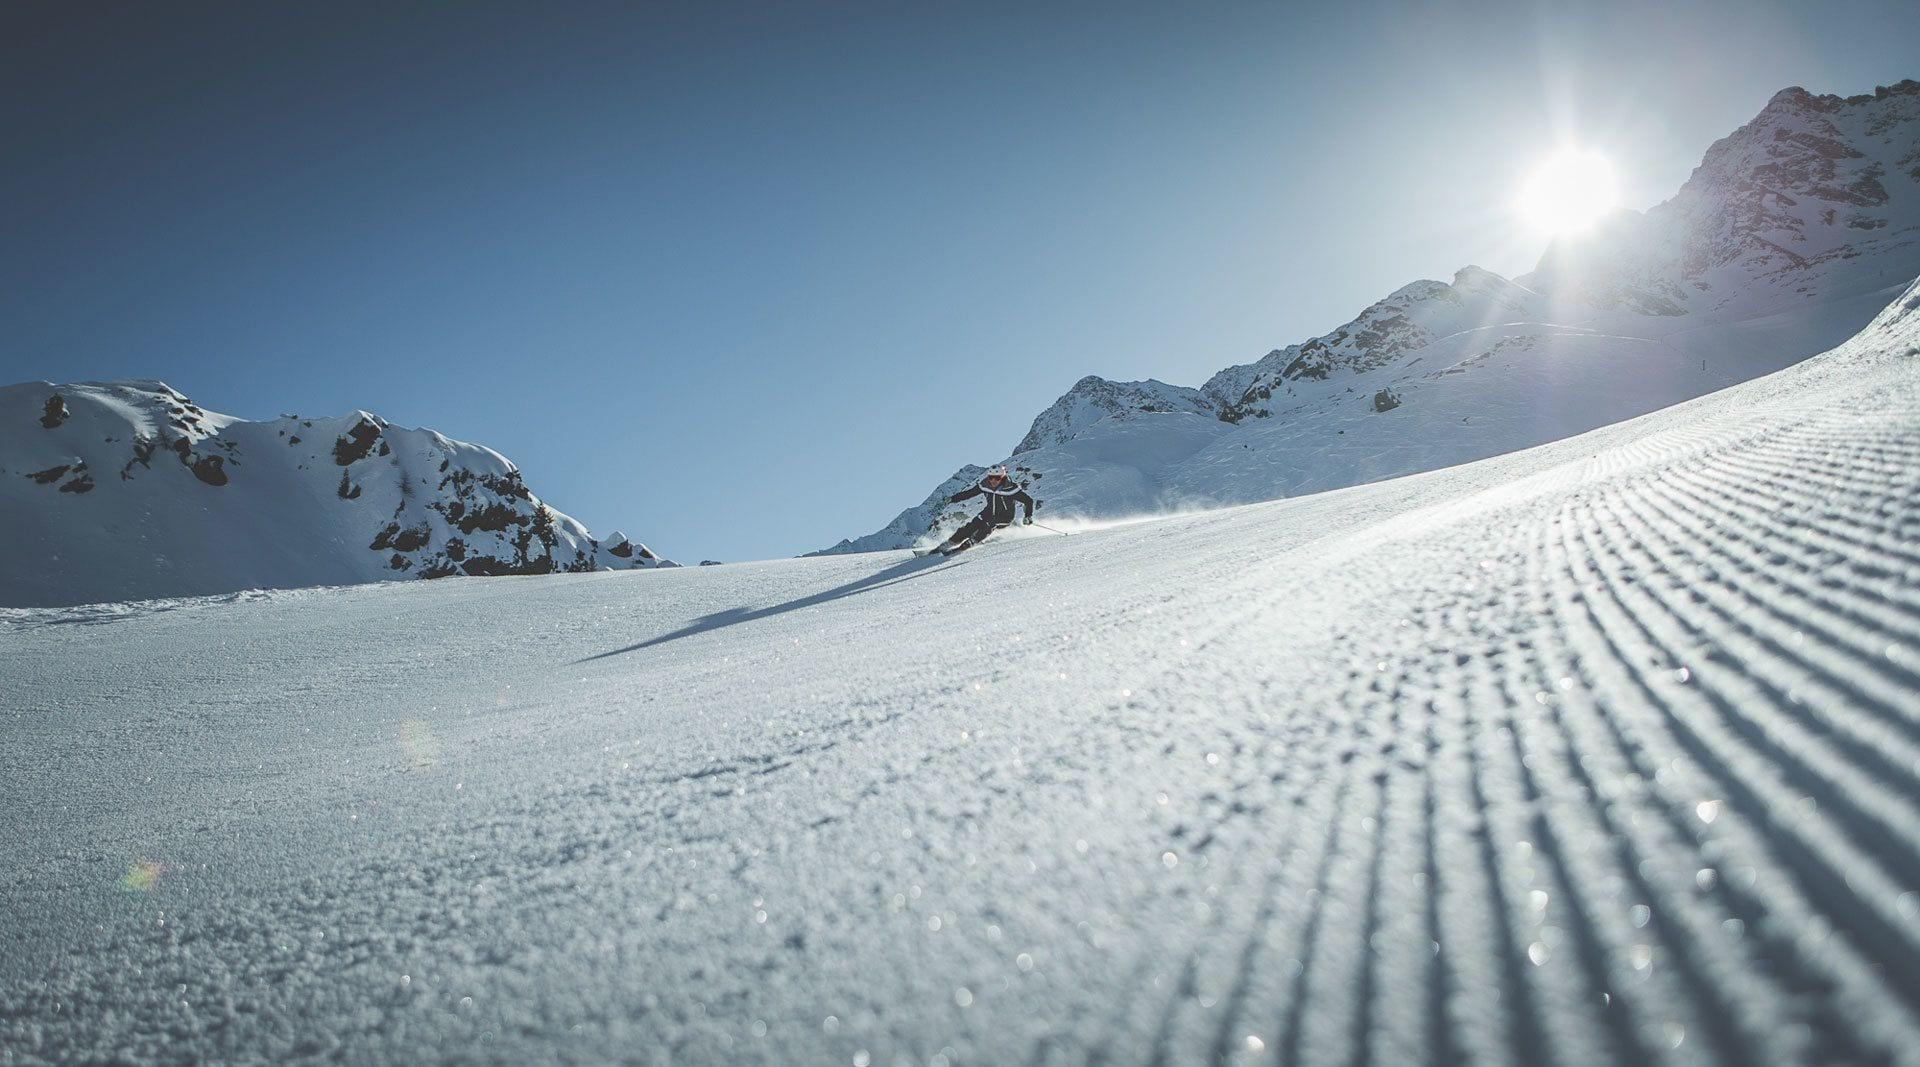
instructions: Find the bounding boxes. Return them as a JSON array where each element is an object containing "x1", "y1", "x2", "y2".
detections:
[{"x1": 1, "y1": 380, "x2": 676, "y2": 607}]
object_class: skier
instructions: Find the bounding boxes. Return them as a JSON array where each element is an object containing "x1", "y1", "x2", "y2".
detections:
[{"x1": 930, "y1": 465, "x2": 1034, "y2": 555}]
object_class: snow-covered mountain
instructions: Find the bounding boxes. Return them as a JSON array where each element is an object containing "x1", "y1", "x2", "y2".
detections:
[
  {"x1": 7, "y1": 279, "x2": 1917, "y2": 1064},
  {"x1": 0, "y1": 380, "x2": 671, "y2": 607},
  {"x1": 1013, "y1": 377, "x2": 1216, "y2": 453},
  {"x1": 1527, "y1": 82, "x2": 1920, "y2": 319},
  {"x1": 825, "y1": 79, "x2": 1920, "y2": 553}
]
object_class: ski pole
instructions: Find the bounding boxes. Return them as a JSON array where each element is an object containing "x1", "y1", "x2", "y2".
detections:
[{"x1": 1029, "y1": 520, "x2": 1066, "y2": 534}]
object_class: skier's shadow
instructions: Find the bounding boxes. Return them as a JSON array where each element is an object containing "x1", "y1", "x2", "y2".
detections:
[{"x1": 576, "y1": 554, "x2": 963, "y2": 661}]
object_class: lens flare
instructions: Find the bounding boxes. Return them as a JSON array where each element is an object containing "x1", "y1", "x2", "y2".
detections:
[
  {"x1": 117, "y1": 860, "x2": 165, "y2": 893},
  {"x1": 1519, "y1": 149, "x2": 1620, "y2": 235}
]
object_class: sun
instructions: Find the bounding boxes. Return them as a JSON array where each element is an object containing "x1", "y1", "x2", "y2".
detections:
[{"x1": 1518, "y1": 149, "x2": 1620, "y2": 236}]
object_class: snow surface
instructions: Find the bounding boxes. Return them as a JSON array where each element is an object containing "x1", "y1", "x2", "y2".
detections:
[{"x1": 5, "y1": 281, "x2": 1918, "y2": 1064}]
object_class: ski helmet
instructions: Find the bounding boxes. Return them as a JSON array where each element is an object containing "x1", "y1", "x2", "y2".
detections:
[{"x1": 985, "y1": 465, "x2": 1010, "y2": 482}]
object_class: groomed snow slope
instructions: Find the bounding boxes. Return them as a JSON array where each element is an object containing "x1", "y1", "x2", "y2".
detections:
[{"x1": 4, "y1": 284, "x2": 1919, "y2": 1064}]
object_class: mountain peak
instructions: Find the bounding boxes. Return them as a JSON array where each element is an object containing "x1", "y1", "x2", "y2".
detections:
[
  {"x1": 1012, "y1": 376, "x2": 1214, "y2": 455},
  {"x1": 1450, "y1": 265, "x2": 1535, "y2": 300},
  {"x1": 1761, "y1": 85, "x2": 1833, "y2": 116},
  {"x1": 1, "y1": 381, "x2": 673, "y2": 607},
  {"x1": 1763, "y1": 79, "x2": 1920, "y2": 118},
  {"x1": 1525, "y1": 77, "x2": 1920, "y2": 318}
]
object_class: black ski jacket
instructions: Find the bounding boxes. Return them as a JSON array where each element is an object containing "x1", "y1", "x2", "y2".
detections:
[{"x1": 949, "y1": 478, "x2": 1034, "y2": 526}]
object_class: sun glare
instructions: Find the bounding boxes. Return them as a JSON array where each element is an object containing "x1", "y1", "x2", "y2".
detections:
[{"x1": 1518, "y1": 149, "x2": 1620, "y2": 236}]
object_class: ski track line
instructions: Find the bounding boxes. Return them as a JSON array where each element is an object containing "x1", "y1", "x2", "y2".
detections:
[{"x1": 1100, "y1": 370, "x2": 1920, "y2": 1066}]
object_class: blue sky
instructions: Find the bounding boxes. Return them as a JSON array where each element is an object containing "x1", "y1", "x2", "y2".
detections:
[{"x1": 5, "y1": 1, "x2": 1918, "y2": 561}]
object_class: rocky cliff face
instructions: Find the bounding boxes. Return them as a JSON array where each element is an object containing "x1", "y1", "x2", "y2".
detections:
[
  {"x1": 1204, "y1": 267, "x2": 1544, "y2": 423},
  {"x1": 1525, "y1": 79, "x2": 1920, "y2": 317},
  {"x1": 0, "y1": 380, "x2": 671, "y2": 607},
  {"x1": 825, "y1": 79, "x2": 1920, "y2": 554}
]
